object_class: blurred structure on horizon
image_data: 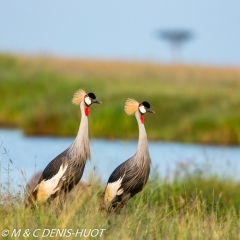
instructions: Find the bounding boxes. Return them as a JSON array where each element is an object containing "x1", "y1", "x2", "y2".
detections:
[{"x1": 156, "y1": 29, "x2": 194, "y2": 63}]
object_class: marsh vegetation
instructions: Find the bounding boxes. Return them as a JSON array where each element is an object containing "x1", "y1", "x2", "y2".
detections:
[
  {"x1": 1, "y1": 54, "x2": 240, "y2": 144},
  {"x1": 1, "y1": 53, "x2": 240, "y2": 239}
]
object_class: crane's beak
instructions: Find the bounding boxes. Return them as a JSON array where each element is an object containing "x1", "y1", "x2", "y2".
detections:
[
  {"x1": 147, "y1": 108, "x2": 155, "y2": 113},
  {"x1": 92, "y1": 99, "x2": 102, "y2": 104}
]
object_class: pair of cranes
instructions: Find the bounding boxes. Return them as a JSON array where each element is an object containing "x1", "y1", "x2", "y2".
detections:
[{"x1": 26, "y1": 89, "x2": 154, "y2": 214}]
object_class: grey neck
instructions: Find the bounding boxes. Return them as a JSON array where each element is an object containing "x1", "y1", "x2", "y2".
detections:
[
  {"x1": 67, "y1": 101, "x2": 90, "y2": 161},
  {"x1": 133, "y1": 110, "x2": 151, "y2": 165}
]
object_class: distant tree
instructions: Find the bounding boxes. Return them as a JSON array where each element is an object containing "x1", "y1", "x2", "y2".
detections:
[{"x1": 157, "y1": 29, "x2": 194, "y2": 63}]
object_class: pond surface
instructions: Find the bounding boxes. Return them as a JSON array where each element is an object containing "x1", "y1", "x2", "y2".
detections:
[{"x1": 0, "y1": 129, "x2": 240, "y2": 190}]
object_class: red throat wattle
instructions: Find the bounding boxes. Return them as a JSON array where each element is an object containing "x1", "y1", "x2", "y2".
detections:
[
  {"x1": 85, "y1": 107, "x2": 89, "y2": 116},
  {"x1": 140, "y1": 115, "x2": 144, "y2": 124}
]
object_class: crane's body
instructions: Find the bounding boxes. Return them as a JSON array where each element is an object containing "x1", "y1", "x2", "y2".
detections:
[
  {"x1": 26, "y1": 89, "x2": 101, "y2": 207},
  {"x1": 100, "y1": 99, "x2": 154, "y2": 213}
]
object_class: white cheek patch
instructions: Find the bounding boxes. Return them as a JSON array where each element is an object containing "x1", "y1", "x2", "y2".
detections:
[
  {"x1": 139, "y1": 105, "x2": 146, "y2": 114},
  {"x1": 84, "y1": 96, "x2": 91, "y2": 106},
  {"x1": 36, "y1": 164, "x2": 68, "y2": 202}
]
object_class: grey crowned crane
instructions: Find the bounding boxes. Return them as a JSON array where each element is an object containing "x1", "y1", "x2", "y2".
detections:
[
  {"x1": 99, "y1": 98, "x2": 154, "y2": 213},
  {"x1": 26, "y1": 89, "x2": 101, "y2": 207}
]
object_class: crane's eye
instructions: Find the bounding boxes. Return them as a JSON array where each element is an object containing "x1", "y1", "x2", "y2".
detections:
[
  {"x1": 84, "y1": 95, "x2": 91, "y2": 106},
  {"x1": 139, "y1": 104, "x2": 146, "y2": 114}
]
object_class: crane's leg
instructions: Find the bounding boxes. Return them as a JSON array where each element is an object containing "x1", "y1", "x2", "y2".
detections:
[
  {"x1": 123, "y1": 202, "x2": 128, "y2": 215},
  {"x1": 58, "y1": 191, "x2": 67, "y2": 210},
  {"x1": 120, "y1": 193, "x2": 130, "y2": 215}
]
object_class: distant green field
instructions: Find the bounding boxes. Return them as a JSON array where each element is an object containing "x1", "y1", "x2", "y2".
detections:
[{"x1": 0, "y1": 53, "x2": 240, "y2": 144}]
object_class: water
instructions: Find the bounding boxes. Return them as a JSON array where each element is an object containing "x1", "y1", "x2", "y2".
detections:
[{"x1": 0, "y1": 129, "x2": 240, "y2": 191}]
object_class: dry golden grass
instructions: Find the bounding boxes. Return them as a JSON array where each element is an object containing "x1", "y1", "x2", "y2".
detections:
[{"x1": 13, "y1": 54, "x2": 240, "y2": 80}]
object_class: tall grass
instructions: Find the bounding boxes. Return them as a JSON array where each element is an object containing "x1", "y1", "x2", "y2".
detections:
[
  {"x1": 0, "y1": 53, "x2": 240, "y2": 144},
  {"x1": 1, "y1": 163, "x2": 240, "y2": 239},
  {"x1": 0, "y1": 142, "x2": 240, "y2": 239},
  {"x1": 1, "y1": 54, "x2": 240, "y2": 239}
]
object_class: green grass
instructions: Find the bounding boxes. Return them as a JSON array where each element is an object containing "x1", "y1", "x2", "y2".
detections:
[
  {"x1": 1, "y1": 164, "x2": 240, "y2": 239},
  {"x1": 1, "y1": 139, "x2": 240, "y2": 239},
  {"x1": 1, "y1": 53, "x2": 240, "y2": 144},
  {"x1": 1, "y1": 53, "x2": 240, "y2": 239}
]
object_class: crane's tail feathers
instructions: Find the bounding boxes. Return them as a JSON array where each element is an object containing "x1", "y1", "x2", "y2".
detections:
[
  {"x1": 99, "y1": 190, "x2": 107, "y2": 212},
  {"x1": 25, "y1": 187, "x2": 38, "y2": 209}
]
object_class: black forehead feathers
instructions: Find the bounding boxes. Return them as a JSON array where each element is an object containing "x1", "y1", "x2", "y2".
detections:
[
  {"x1": 141, "y1": 101, "x2": 150, "y2": 109},
  {"x1": 87, "y1": 92, "x2": 96, "y2": 99}
]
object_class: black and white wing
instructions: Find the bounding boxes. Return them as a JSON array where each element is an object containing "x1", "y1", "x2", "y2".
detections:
[{"x1": 33, "y1": 151, "x2": 69, "y2": 203}]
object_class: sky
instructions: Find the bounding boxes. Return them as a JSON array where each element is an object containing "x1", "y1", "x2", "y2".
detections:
[{"x1": 0, "y1": 1, "x2": 240, "y2": 66}]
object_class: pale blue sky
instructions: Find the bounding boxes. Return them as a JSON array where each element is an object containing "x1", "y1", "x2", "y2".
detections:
[{"x1": 0, "y1": 1, "x2": 240, "y2": 66}]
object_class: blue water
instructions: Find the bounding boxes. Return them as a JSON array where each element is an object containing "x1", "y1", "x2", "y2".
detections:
[{"x1": 0, "y1": 129, "x2": 240, "y2": 191}]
